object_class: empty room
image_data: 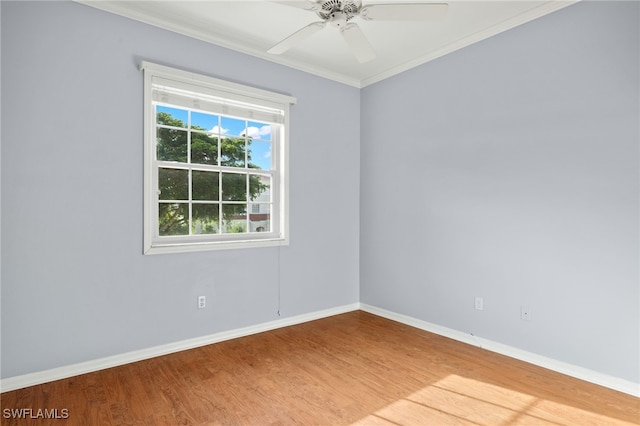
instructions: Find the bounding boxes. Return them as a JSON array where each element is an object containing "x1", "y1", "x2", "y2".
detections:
[{"x1": 1, "y1": 0, "x2": 638, "y2": 424}]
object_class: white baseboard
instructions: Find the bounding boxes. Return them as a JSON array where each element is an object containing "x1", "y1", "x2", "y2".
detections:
[
  {"x1": 360, "y1": 303, "x2": 640, "y2": 398},
  {"x1": 0, "y1": 303, "x2": 360, "y2": 393},
  {"x1": 3, "y1": 302, "x2": 638, "y2": 398}
]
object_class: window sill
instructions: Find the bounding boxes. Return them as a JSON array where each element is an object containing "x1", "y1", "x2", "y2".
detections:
[{"x1": 144, "y1": 236, "x2": 288, "y2": 255}]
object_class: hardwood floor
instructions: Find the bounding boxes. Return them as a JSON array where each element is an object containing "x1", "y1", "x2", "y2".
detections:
[{"x1": 2, "y1": 311, "x2": 638, "y2": 425}]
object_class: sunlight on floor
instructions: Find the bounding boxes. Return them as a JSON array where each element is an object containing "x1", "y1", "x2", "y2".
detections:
[{"x1": 351, "y1": 374, "x2": 638, "y2": 425}]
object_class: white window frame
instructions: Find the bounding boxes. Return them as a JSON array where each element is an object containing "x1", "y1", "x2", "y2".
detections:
[{"x1": 140, "y1": 61, "x2": 295, "y2": 254}]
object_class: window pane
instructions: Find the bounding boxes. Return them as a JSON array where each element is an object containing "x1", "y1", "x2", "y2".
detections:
[
  {"x1": 222, "y1": 204, "x2": 247, "y2": 234},
  {"x1": 248, "y1": 141, "x2": 272, "y2": 170},
  {"x1": 247, "y1": 121, "x2": 271, "y2": 141},
  {"x1": 221, "y1": 173, "x2": 247, "y2": 201},
  {"x1": 157, "y1": 128, "x2": 187, "y2": 162},
  {"x1": 191, "y1": 133, "x2": 218, "y2": 165},
  {"x1": 192, "y1": 171, "x2": 219, "y2": 201},
  {"x1": 157, "y1": 106, "x2": 187, "y2": 127},
  {"x1": 159, "y1": 168, "x2": 188, "y2": 200},
  {"x1": 221, "y1": 136, "x2": 246, "y2": 167},
  {"x1": 221, "y1": 117, "x2": 245, "y2": 137},
  {"x1": 249, "y1": 175, "x2": 270, "y2": 202},
  {"x1": 191, "y1": 112, "x2": 218, "y2": 132},
  {"x1": 249, "y1": 204, "x2": 271, "y2": 233},
  {"x1": 192, "y1": 204, "x2": 219, "y2": 235},
  {"x1": 159, "y1": 203, "x2": 189, "y2": 236}
]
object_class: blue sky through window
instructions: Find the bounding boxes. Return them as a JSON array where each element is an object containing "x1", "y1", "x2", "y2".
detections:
[
  {"x1": 157, "y1": 105, "x2": 187, "y2": 125},
  {"x1": 250, "y1": 141, "x2": 272, "y2": 171},
  {"x1": 192, "y1": 111, "x2": 217, "y2": 130}
]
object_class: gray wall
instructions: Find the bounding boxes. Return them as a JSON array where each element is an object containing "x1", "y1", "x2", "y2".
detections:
[
  {"x1": 1, "y1": 1, "x2": 360, "y2": 378},
  {"x1": 361, "y1": 1, "x2": 639, "y2": 383}
]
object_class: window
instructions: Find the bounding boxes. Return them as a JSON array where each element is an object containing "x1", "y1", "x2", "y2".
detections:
[{"x1": 140, "y1": 62, "x2": 295, "y2": 254}]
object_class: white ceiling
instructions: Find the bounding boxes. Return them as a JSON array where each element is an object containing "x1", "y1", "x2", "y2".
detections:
[{"x1": 76, "y1": 0, "x2": 577, "y2": 87}]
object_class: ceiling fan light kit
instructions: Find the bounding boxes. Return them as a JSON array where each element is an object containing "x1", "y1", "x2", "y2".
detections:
[{"x1": 269, "y1": 0, "x2": 449, "y2": 63}]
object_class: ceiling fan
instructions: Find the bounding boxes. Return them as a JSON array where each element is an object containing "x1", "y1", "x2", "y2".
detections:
[{"x1": 268, "y1": 0, "x2": 448, "y2": 63}]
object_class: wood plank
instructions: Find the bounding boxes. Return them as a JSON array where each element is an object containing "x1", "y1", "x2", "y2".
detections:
[{"x1": 1, "y1": 311, "x2": 638, "y2": 425}]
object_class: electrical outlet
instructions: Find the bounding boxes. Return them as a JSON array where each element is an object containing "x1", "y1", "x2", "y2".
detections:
[
  {"x1": 521, "y1": 305, "x2": 532, "y2": 321},
  {"x1": 475, "y1": 297, "x2": 484, "y2": 311},
  {"x1": 198, "y1": 296, "x2": 206, "y2": 309}
]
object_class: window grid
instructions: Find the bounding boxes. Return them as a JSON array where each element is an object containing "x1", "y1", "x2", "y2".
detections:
[{"x1": 155, "y1": 106, "x2": 275, "y2": 238}]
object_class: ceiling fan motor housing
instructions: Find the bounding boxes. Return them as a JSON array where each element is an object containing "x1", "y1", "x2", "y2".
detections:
[{"x1": 317, "y1": 0, "x2": 362, "y2": 23}]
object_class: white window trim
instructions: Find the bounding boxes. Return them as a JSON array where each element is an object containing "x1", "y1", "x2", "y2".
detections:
[{"x1": 140, "y1": 61, "x2": 295, "y2": 254}]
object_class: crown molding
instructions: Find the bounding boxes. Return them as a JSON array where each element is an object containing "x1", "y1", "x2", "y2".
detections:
[
  {"x1": 73, "y1": 0, "x2": 363, "y2": 87},
  {"x1": 360, "y1": 1, "x2": 579, "y2": 87},
  {"x1": 74, "y1": 1, "x2": 578, "y2": 88}
]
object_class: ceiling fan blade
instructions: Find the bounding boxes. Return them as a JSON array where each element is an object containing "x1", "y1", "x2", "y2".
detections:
[
  {"x1": 360, "y1": 3, "x2": 448, "y2": 21},
  {"x1": 340, "y1": 23, "x2": 376, "y2": 63},
  {"x1": 268, "y1": 21, "x2": 326, "y2": 55},
  {"x1": 271, "y1": 1, "x2": 320, "y2": 12}
]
